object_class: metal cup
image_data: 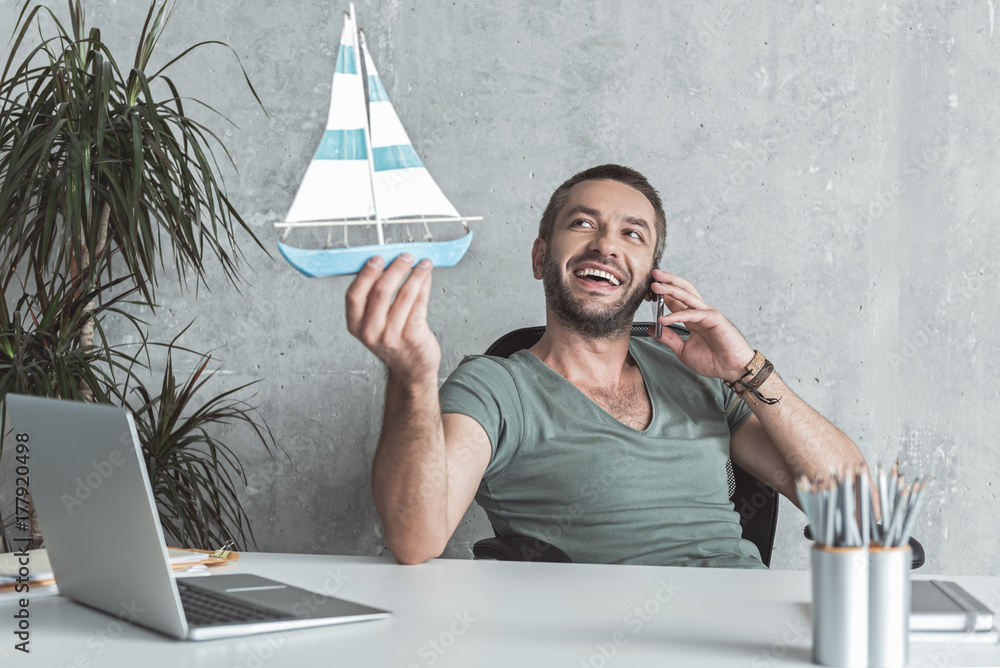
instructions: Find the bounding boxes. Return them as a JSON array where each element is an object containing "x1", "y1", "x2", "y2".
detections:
[
  {"x1": 811, "y1": 545, "x2": 869, "y2": 667},
  {"x1": 869, "y1": 545, "x2": 911, "y2": 667}
]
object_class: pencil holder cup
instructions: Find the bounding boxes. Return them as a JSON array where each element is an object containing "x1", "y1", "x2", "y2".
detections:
[
  {"x1": 811, "y1": 545, "x2": 869, "y2": 667},
  {"x1": 868, "y1": 545, "x2": 911, "y2": 668}
]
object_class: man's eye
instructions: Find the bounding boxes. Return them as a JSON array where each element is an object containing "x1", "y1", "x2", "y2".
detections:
[
  {"x1": 625, "y1": 230, "x2": 643, "y2": 241},
  {"x1": 572, "y1": 219, "x2": 595, "y2": 228}
]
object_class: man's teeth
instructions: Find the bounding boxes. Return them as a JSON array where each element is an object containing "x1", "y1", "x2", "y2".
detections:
[{"x1": 575, "y1": 268, "x2": 621, "y2": 286}]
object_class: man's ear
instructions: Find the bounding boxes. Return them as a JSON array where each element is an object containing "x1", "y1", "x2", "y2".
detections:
[{"x1": 530, "y1": 238, "x2": 546, "y2": 280}]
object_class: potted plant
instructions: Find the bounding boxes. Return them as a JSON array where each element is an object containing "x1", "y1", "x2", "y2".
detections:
[{"x1": 0, "y1": 0, "x2": 278, "y2": 551}]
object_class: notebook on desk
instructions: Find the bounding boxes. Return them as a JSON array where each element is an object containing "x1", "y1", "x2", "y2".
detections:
[
  {"x1": 7, "y1": 394, "x2": 391, "y2": 641},
  {"x1": 912, "y1": 580, "x2": 994, "y2": 633}
]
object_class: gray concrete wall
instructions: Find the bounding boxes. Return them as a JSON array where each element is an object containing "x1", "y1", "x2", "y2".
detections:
[{"x1": 2, "y1": 0, "x2": 997, "y2": 575}]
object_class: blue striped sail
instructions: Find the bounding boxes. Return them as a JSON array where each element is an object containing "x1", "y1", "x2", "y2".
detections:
[
  {"x1": 360, "y1": 31, "x2": 462, "y2": 221},
  {"x1": 283, "y1": 11, "x2": 373, "y2": 225}
]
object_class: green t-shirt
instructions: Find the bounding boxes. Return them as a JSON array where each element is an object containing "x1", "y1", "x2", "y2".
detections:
[{"x1": 439, "y1": 337, "x2": 765, "y2": 569}]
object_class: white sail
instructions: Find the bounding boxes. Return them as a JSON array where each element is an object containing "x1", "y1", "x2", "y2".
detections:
[
  {"x1": 359, "y1": 32, "x2": 461, "y2": 221},
  {"x1": 284, "y1": 11, "x2": 374, "y2": 224}
]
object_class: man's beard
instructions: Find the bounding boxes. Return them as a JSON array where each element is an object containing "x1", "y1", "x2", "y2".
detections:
[{"x1": 541, "y1": 249, "x2": 650, "y2": 340}]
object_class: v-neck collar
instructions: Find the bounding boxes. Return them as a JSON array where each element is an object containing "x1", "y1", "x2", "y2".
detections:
[{"x1": 515, "y1": 338, "x2": 656, "y2": 434}]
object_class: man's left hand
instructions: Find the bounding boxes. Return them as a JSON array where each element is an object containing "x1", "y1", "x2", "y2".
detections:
[{"x1": 648, "y1": 269, "x2": 755, "y2": 382}]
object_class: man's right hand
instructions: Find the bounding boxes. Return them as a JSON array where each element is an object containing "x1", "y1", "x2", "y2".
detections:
[
  {"x1": 345, "y1": 253, "x2": 441, "y2": 382},
  {"x1": 344, "y1": 253, "x2": 491, "y2": 565}
]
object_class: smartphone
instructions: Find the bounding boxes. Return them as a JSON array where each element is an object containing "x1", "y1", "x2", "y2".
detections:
[{"x1": 648, "y1": 266, "x2": 664, "y2": 338}]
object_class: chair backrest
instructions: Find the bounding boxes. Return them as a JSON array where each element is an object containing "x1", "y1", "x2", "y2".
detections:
[{"x1": 482, "y1": 322, "x2": 780, "y2": 567}]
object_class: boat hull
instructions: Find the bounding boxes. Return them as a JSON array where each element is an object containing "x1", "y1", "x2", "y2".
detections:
[{"x1": 277, "y1": 230, "x2": 474, "y2": 278}]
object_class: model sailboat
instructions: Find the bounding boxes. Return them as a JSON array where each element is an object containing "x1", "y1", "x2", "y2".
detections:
[{"x1": 275, "y1": 4, "x2": 481, "y2": 278}]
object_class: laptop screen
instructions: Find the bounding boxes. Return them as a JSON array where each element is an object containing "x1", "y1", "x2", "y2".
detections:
[{"x1": 7, "y1": 394, "x2": 189, "y2": 638}]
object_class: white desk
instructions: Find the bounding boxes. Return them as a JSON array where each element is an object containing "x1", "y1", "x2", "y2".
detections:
[{"x1": 2, "y1": 552, "x2": 998, "y2": 667}]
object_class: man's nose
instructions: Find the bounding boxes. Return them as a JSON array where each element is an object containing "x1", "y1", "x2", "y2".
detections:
[{"x1": 587, "y1": 228, "x2": 620, "y2": 257}]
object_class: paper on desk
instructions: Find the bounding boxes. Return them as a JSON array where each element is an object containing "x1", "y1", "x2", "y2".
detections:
[
  {"x1": 168, "y1": 548, "x2": 210, "y2": 565},
  {"x1": 0, "y1": 547, "x2": 214, "y2": 600},
  {"x1": 166, "y1": 546, "x2": 237, "y2": 575},
  {"x1": 0, "y1": 549, "x2": 53, "y2": 582},
  {"x1": 0, "y1": 550, "x2": 57, "y2": 600},
  {"x1": 0, "y1": 547, "x2": 215, "y2": 583},
  {"x1": 0, "y1": 582, "x2": 58, "y2": 602},
  {"x1": 168, "y1": 549, "x2": 213, "y2": 577}
]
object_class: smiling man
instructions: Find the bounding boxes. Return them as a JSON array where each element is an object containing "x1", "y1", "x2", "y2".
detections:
[{"x1": 346, "y1": 164, "x2": 871, "y2": 568}]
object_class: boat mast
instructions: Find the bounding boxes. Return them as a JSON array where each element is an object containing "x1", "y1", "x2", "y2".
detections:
[{"x1": 352, "y1": 4, "x2": 385, "y2": 246}]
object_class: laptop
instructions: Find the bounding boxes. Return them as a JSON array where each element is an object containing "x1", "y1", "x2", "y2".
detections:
[{"x1": 6, "y1": 394, "x2": 390, "y2": 641}]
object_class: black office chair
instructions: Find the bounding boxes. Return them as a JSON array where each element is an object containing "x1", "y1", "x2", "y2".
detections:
[{"x1": 471, "y1": 322, "x2": 781, "y2": 567}]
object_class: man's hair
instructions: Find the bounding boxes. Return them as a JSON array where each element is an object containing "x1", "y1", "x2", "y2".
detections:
[{"x1": 537, "y1": 164, "x2": 667, "y2": 266}]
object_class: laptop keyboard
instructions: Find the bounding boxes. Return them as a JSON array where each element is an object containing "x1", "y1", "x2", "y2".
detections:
[{"x1": 177, "y1": 579, "x2": 297, "y2": 627}]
